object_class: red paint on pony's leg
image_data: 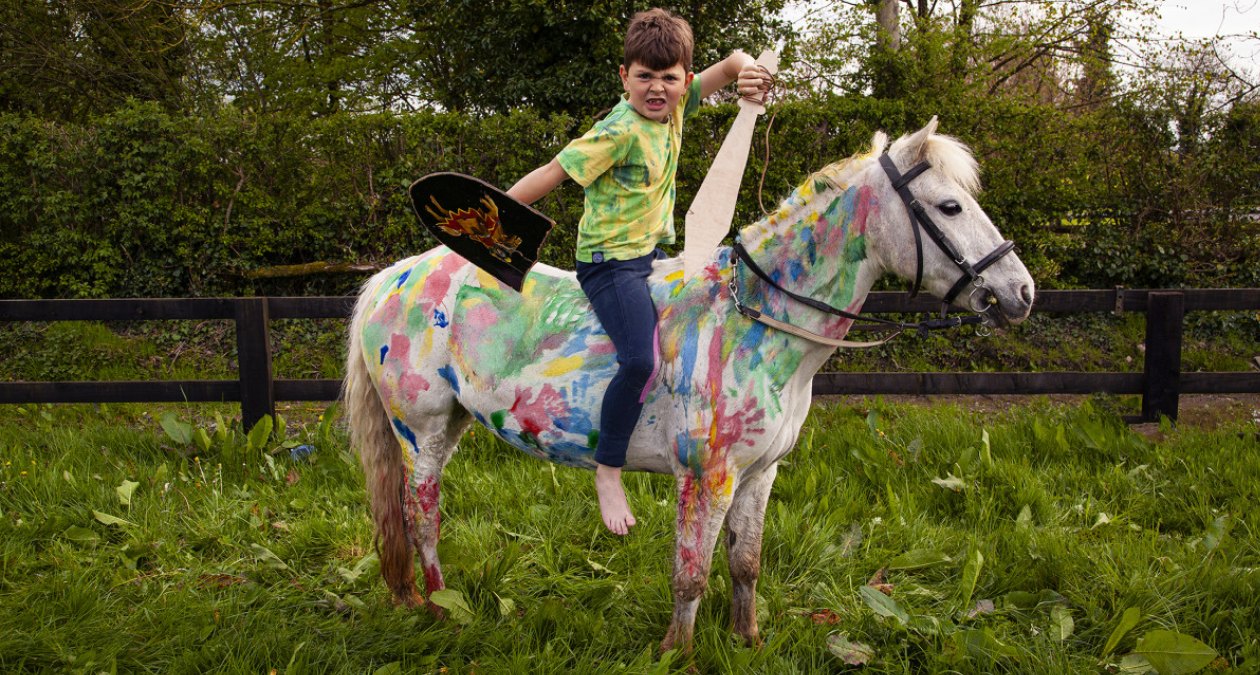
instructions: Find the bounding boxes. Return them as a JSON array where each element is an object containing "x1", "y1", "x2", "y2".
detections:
[
  {"x1": 423, "y1": 563, "x2": 445, "y2": 594},
  {"x1": 679, "y1": 545, "x2": 702, "y2": 577},
  {"x1": 415, "y1": 475, "x2": 441, "y2": 514}
]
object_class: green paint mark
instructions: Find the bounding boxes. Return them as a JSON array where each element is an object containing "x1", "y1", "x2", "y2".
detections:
[
  {"x1": 587, "y1": 430, "x2": 599, "y2": 449},
  {"x1": 490, "y1": 410, "x2": 507, "y2": 429},
  {"x1": 845, "y1": 236, "x2": 867, "y2": 264}
]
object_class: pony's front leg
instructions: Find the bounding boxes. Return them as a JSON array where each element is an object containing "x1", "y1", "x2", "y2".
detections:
[
  {"x1": 660, "y1": 468, "x2": 737, "y2": 653},
  {"x1": 724, "y1": 463, "x2": 777, "y2": 646}
]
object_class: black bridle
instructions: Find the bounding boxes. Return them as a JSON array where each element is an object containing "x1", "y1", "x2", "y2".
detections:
[
  {"x1": 878, "y1": 153, "x2": 1016, "y2": 309},
  {"x1": 729, "y1": 153, "x2": 1017, "y2": 343}
]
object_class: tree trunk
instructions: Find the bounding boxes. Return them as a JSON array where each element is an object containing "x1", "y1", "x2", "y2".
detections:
[
  {"x1": 875, "y1": 0, "x2": 900, "y2": 52},
  {"x1": 871, "y1": 0, "x2": 902, "y2": 98}
]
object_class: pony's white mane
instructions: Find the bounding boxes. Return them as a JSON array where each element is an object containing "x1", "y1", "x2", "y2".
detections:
[
  {"x1": 811, "y1": 127, "x2": 981, "y2": 197},
  {"x1": 888, "y1": 129, "x2": 981, "y2": 195}
]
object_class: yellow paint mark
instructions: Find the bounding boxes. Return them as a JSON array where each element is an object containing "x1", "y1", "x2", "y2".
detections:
[
  {"x1": 476, "y1": 269, "x2": 498, "y2": 288},
  {"x1": 543, "y1": 355, "x2": 584, "y2": 377}
]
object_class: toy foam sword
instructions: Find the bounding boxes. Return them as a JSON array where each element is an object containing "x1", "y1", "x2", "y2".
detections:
[{"x1": 681, "y1": 49, "x2": 779, "y2": 280}]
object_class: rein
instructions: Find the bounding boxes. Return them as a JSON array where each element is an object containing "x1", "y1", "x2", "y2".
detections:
[{"x1": 729, "y1": 153, "x2": 1017, "y2": 348}]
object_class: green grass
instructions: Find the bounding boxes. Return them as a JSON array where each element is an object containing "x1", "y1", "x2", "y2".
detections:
[{"x1": 1, "y1": 400, "x2": 1258, "y2": 673}]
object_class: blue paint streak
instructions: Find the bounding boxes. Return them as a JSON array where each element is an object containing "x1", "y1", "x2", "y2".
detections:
[
  {"x1": 391, "y1": 417, "x2": 418, "y2": 452},
  {"x1": 433, "y1": 309, "x2": 449, "y2": 328},
  {"x1": 493, "y1": 428, "x2": 596, "y2": 469},
  {"x1": 678, "y1": 324, "x2": 699, "y2": 396},
  {"x1": 379, "y1": 345, "x2": 389, "y2": 364},
  {"x1": 437, "y1": 365, "x2": 460, "y2": 394},
  {"x1": 787, "y1": 259, "x2": 805, "y2": 282},
  {"x1": 739, "y1": 322, "x2": 767, "y2": 372},
  {"x1": 394, "y1": 269, "x2": 411, "y2": 288}
]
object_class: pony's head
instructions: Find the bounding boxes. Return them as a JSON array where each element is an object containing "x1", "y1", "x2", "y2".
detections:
[{"x1": 865, "y1": 117, "x2": 1034, "y2": 326}]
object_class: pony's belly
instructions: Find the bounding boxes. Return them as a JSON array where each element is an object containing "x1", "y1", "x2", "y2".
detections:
[{"x1": 455, "y1": 371, "x2": 609, "y2": 469}]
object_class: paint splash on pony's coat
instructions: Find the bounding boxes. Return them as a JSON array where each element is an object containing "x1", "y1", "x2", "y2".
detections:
[{"x1": 358, "y1": 161, "x2": 877, "y2": 476}]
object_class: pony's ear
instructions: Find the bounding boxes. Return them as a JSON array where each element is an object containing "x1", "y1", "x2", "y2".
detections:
[{"x1": 902, "y1": 116, "x2": 939, "y2": 162}]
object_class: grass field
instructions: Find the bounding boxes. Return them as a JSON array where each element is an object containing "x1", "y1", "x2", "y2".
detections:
[{"x1": 0, "y1": 398, "x2": 1257, "y2": 674}]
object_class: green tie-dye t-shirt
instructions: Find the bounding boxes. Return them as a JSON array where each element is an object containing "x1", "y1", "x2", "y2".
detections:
[{"x1": 556, "y1": 76, "x2": 703, "y2": 263}]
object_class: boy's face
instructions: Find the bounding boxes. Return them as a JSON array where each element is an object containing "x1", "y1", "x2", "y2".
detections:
[{"x1": 619, "y1": 61, "x2": 693, "y2": 123}]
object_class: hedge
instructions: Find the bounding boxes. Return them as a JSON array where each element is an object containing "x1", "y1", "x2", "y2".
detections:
[{"x1": 1, "y1": 97, "x2": 1255, "y2": 298}]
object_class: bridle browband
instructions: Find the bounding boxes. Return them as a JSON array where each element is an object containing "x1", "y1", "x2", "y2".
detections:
[{"x1": 729, "y1": 152, "x2": 1017, "y2": 347}]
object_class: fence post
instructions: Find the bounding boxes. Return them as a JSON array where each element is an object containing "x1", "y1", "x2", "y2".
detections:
[
  {"x1": 1141, "y1": 291, "x2": 1184, "y2": 423},
  {"x1": 235, "y1": 298, "x2": 275, "y2": 431}
]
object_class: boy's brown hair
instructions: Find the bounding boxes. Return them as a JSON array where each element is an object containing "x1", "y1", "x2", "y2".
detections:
[{"x1": 624, "y1": 8, "x2": 694, "y2": 72}]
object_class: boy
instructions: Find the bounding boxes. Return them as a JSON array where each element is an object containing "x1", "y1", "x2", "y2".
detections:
[{"x1": 507, "y1": 8, "x2": 771, "y2": 535}]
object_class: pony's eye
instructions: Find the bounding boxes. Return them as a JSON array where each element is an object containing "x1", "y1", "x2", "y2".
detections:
[{"x1": 939, "y1": 200, "x2": 963, "y2": 216}]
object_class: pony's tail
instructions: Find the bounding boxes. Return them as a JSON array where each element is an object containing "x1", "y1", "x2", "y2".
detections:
[{"x1": 343, "y1": 270, "x2": 422, "y2": 606}]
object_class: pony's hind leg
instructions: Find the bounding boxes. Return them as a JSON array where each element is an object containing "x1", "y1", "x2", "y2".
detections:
[
  {"x1": 724, "y1": 463, "x2": 778, "y2": 646},
  {"x1": 396, "y1": 408, "x2": 472, "y2": 603}
]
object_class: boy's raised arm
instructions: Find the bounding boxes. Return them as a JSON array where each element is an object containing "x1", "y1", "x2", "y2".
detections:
[
  {"x1": 698, "y1": 50, "x2": 768, "y2": 100},
  {"x1": 507, "y1": 159, "x2": 569, "y2": 206}
]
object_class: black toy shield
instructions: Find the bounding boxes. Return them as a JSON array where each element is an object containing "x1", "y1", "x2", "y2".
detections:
[{"x1": 409, "y1": 172, "x2": 554, "y2": 292}]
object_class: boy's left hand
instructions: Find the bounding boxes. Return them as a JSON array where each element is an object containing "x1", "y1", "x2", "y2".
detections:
[{"x1": 736, "y1": 62, "x2": 773, "y2": 102}]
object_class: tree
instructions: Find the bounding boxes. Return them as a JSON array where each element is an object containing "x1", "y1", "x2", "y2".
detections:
[
  {"x1": 184, "y1": 0, "x2": 792, "y2": 117},
  {"x1": 0, "y1": 0, "x2": 191, "y2": 120}
]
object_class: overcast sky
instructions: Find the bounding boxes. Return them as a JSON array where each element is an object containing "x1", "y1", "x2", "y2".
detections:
[{"x1": 1158, "y1": 0, "x2": 1258, "y2": 38}]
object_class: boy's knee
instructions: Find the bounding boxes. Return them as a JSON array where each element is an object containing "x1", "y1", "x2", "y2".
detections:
[{"x1": 619, "y1": 353, "x2": 656, "y2": 387}]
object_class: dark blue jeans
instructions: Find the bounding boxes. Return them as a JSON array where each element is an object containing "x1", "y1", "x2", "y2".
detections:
[{"x1": 576, "y1": 249, "x2": 663, "y2": 468}]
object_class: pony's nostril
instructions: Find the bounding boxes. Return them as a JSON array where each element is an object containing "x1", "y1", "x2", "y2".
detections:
[{"x1": 1020, "y1": 284, "x2": 1033, "y2": 306}]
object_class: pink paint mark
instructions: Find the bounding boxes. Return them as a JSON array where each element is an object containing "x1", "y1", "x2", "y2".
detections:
[
  {"x1": 377, "y1": 293, "x2": 402, "y2": 326},
  {"x1": 465, "y1": 304, "x2": 499, "y2": 331},
  {"x1": 510, "y1": 384, "x2": 569, "y2": 438},
  {"x1": 538, "y1": 334, "x2": 566, "y2": 352},
  {"x1": 853, "y1": 185, "x2": 877, "y2": 234},
  {"x1": 419, "y1": 254, "x2": 465, "y2": 312},
  {"x1": 389, "y1": 333, "x2": 411, "y2": 363},
  {"x1": 589, "y1": 341, "x2": 617, "y2": 356},
  {"x1": 638, "y1": 324, "x2": 661, "y2": 404},
  {"x1": 399, "y1": 373, "x2": 431, "y2": 402}
]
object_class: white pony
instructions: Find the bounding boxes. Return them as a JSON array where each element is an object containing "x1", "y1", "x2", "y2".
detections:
[{"x1": 344, "y1": 118, "x2": 1035, "y2": 650}]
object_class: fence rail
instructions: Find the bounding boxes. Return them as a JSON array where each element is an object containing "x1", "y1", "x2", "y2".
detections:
[{"x1": 2, "y1": 289, "x2": 1258, "y2": 428}]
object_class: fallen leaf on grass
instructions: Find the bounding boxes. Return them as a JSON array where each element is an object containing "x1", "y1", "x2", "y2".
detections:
[
  {"x1": 1134, "y1": 630, "x2": 1217, "y2": 675},
  {"x1": 866, "y1": 568, "x2": 894, "y2": 595},
  {"x1": 966, "y1": 599, "x2": 995, "y2": 618},
  {"x1": 827, "y1": 633, "x2": 876, "y2": 665},
  {"x1": 116, "y1": 479, "x2": 139, "y2": 506},
  {"x1": 285, "y1": 469, "x2": 300, "y2": 486},
  {"x1": 931, "y1": 474, "x2": 966, "y2": 491},
  {"x1": 810, "y1": 609, "x2": 842, "y2": 625},
  {"x1": 93, "y1": 510, "x2": 135, "y2": 527},
  {"x1": 859, "y1": 585, "x2": 909, "y2": 625},
  {"x1": 429, "y1": 589, "x2": 474, "y2": 624}
]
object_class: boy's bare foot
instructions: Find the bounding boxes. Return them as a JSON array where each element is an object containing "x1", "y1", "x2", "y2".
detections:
[{"x1": 595, "y1": 464, "x2": 636, "y2": 535}]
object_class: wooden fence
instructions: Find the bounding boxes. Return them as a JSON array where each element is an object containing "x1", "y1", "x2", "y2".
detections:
[{"x1": 2, "y1": 289, "x2": 1258, "y2": 428}]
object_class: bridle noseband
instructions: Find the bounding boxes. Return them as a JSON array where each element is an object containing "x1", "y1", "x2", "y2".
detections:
[{"x1": 729, "y1": 153, "x2": 1017, "y2": 347}]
